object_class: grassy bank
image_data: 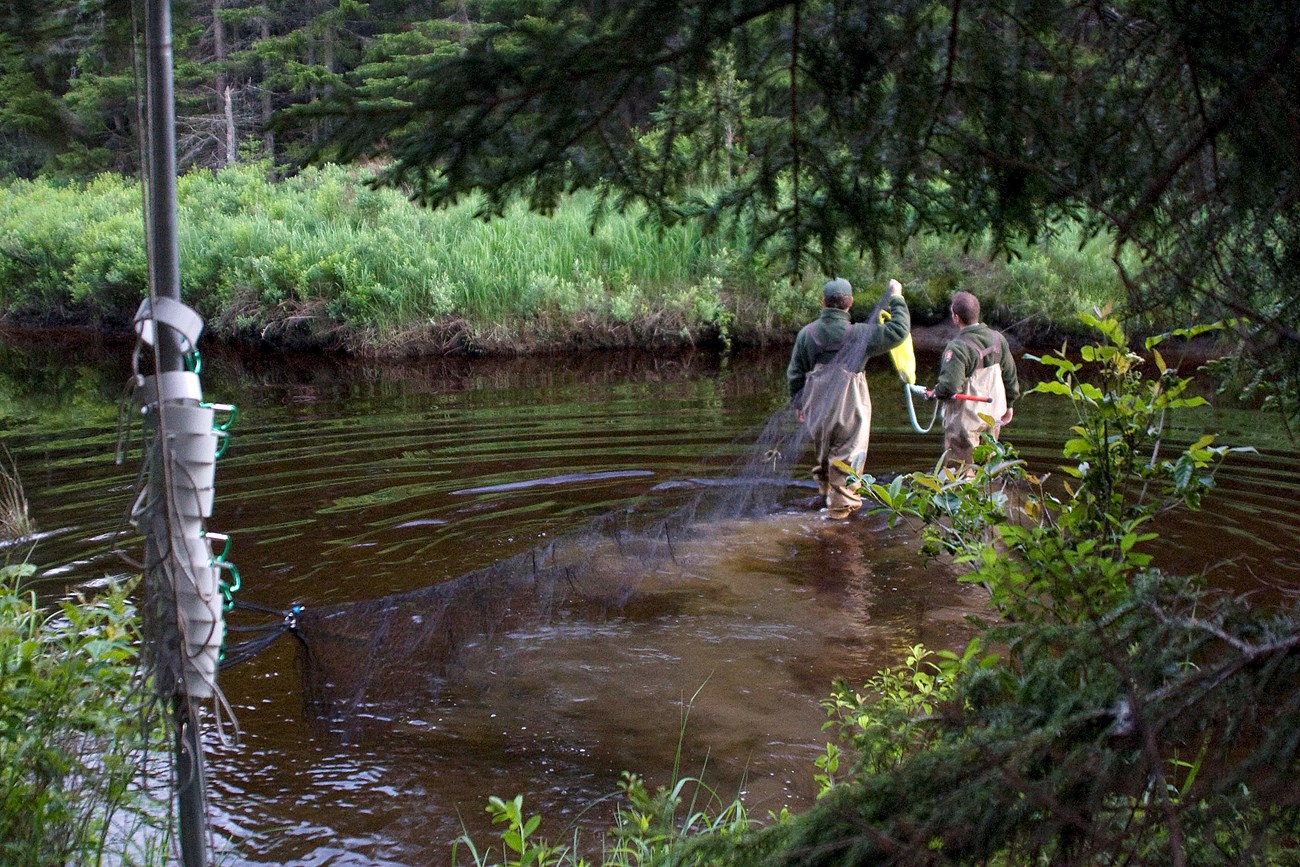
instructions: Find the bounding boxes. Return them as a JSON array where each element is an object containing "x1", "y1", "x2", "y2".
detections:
[{"x1": 0, "y1": 164, "x2": 1128, "y2": 356}]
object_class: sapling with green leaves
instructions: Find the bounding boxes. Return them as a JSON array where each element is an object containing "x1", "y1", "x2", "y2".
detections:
[
  {"x1": 862, "y1": 309, "x2": 1252, "y2": 622},
  {"x1": 0, "y1": 570, "x2": 169, "y2": 865}
]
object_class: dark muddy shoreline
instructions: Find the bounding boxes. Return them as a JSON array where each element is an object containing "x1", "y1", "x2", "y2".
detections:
[{"x1": 0, "y1": 311, "x2": 1231, "y2": 369}]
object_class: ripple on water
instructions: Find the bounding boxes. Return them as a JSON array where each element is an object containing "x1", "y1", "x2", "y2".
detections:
[{"x1": 4, "y1": 340, "x2": 1295, "y2": 866}]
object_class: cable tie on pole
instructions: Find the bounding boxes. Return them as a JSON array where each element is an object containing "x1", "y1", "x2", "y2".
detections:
[
  {"x1": 215, "y1": 559, "x2": 242, "y2": 609},
  {"x1": 203, "y1": 531, "x2": 232, "y2": 561},
  {"x1": 202, "y1": 402, "x2": 238, "y2": 432}
]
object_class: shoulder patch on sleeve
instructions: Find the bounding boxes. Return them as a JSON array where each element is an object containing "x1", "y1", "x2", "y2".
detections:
[{"x1": 943, "y1": 349, "x2": 953, "y2": 362}]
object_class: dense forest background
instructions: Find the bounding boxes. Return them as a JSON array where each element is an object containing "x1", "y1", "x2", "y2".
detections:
[{"x1": 0, "y1": 0, "x2": 479, "y2": 178}]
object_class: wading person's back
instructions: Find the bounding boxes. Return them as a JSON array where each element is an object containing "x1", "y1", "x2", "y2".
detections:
[{"x1": 786, "y1": 277, "x2": 910, "y2": 519}]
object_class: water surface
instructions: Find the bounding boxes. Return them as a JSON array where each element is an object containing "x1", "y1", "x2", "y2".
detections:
[{"x1": 1, "y1": 330, "x2": 1295, "y2": 866}]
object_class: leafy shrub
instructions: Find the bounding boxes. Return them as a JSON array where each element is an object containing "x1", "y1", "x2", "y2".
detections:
[
  {"x1": 878, "y1": 225, "x2": 1130, "y2": 336},
  {"x1": 0, "y1": 568, "x2": 168, "y2": 866},
  {"x1": 2, "y1": 165, "x2": 1133, "y2": 351}
]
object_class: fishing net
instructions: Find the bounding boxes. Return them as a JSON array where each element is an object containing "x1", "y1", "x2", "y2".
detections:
[{"x1": 228, "y1": 292, "x2": 897, "y2": 729}]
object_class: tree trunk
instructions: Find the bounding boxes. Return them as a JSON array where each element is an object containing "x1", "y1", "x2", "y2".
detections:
[
  {"x1": 223, "y1": 84, "x2": 236, "y2": 165},
  {"x1": 212, "y1": 0, "x2": 235, "y2": 165},
  {"x1": 260, "y1": 15, "x2": 274, "y2": 163}
]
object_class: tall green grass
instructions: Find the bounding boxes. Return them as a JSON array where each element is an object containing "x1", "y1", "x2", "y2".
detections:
[
  {"x1": 0, "y1": 450, "x2": 33, "y2": 543},
  {"x1": 175, "y1": 164, "x2": 764, "y2": 350},
  {"x1": 880, "y1": 223, "x2": 1138, "y2": 338},
  {"x1": 0, "y1": 164, "x2": 1130, "y2": 353}
]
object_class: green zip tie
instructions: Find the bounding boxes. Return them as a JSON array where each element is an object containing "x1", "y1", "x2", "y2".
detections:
[
  {"x1": 215, "y1": 558, "x2": 241, "y2": 609},
  {"x1": 203, "y1": 402, "x2": 238, "y2": 432},
  {"x1": 204, "y1": 531, "x2": 232, "y2": 561}
]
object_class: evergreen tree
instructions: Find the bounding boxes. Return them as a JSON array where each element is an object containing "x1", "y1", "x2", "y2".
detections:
[
  {"x1": 0, "y1": 0, "x2": 449, "y2": 174},
  {"x1": 304, "y1": 0, "x2": 1300, "y2": 418},
  {"x1": 0, "y1": 0, "x2": 141, "y2": 176},
  {"x1": 248, "y1": 0, "x2": 380, "y2": 166}
]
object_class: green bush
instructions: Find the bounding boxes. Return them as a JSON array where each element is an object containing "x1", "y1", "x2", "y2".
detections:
[
  {"x1": 1, "y1": 165, "x2": 1133, "y2": 352},
  {"x1": 868, "y1": 224, "x2": 1130, "y2": 335},
  {"x1": 0, "y1": 567, "x2": 168, "y2": 866}
]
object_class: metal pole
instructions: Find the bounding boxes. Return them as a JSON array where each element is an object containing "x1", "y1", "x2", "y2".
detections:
[
  {"x1": 175, "y1": 700, "x2": 208, "y2": 866},
  {"x1": 143, "y1": 2, "x2": 208, "y2": 865},
  {"x1": 144, "y1": 0, "x2": 181, "y2": 328}
]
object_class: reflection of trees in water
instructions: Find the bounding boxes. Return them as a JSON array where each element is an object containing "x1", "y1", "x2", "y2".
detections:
[
  {"x1": 0, "y1": 332, "x2": 130, "y2": 425},
  {"x1": 193, "y1": 343, "x2": 786, "y2": 402}
]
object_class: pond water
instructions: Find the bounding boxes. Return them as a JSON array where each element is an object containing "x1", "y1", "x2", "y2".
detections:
[{"x1": 2, "y1": 329, "x2": 1296, "y2": 866}]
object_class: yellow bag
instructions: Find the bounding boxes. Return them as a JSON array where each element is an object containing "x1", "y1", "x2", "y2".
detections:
[{"x1": 878, "y1": 308, "x2": 916, "y2": 385}]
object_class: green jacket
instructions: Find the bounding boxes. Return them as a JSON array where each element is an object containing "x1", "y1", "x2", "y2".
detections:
[
  {"x1": 786, "y1": 295, "x2": 910, "y2": 398},
  {"x1": 933, "y1": 323, "x2": 1020, "y2": 404}
]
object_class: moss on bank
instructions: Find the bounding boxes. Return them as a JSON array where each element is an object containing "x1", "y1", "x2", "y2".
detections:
[{"x1": 0, "y1": 164, "x2": 1134, "y2": 357}]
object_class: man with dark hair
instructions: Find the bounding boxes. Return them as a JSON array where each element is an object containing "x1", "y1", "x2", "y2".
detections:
[
  {"x1": 787, "y1": 277, "x2": 910, "y2": 519},
  {"x1": 929, "y1": 290, "x2": 1019, "y2": 469}
]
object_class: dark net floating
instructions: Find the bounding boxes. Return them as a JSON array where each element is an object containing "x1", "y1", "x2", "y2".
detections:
[
  {"x1": 292, "y1": 412, "x2": 811, "y2": 727},
  {"x1": 241, "y1": 294, "x2": 891, "y2": 728}
]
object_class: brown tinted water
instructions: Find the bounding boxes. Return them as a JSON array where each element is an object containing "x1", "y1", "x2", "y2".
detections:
[{"x1": 2, "y1": 331, "x2": 1296, "y2": 866}]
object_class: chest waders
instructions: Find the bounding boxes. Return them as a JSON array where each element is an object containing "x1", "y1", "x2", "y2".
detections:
[
  {"x1": 941, "y1": 337, "x2": 1008, "y2": 464},
  {"x1": 800, "y1": 320, "x2": 872, "y2": 515},
  {"x1": 897, "y1": 330, "x2": 1000, "y2": 436}
]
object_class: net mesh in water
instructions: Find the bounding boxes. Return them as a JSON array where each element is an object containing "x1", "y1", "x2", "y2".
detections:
[
  {"x1": 239, "y1": 294, "x2": 894, "y2": 727},
  {"x1": 292, "y1": 406, "x2": 814, "y2": 725}
]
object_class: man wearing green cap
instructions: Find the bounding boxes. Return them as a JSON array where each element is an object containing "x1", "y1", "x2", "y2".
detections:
[{"x1": 787, "y1": 277, "x2": 910, "y2": 519}]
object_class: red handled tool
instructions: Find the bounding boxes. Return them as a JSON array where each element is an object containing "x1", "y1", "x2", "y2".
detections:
[{"x1": 907, "y1": 384, "x2": 991, "y2": 402}]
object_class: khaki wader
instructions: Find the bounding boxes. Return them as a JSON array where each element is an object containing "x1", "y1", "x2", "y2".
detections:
[
  {"x1": 941, "y1": 362, "x2": 1008, "y2": 467},
  {"x1": 801, "y1": 363, "x2": 872, "y2": 516}
]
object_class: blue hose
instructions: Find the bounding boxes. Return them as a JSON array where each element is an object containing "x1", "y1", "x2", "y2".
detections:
[{"x1": 904, "y1": 383, "x2": 939, "y2": 434}]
